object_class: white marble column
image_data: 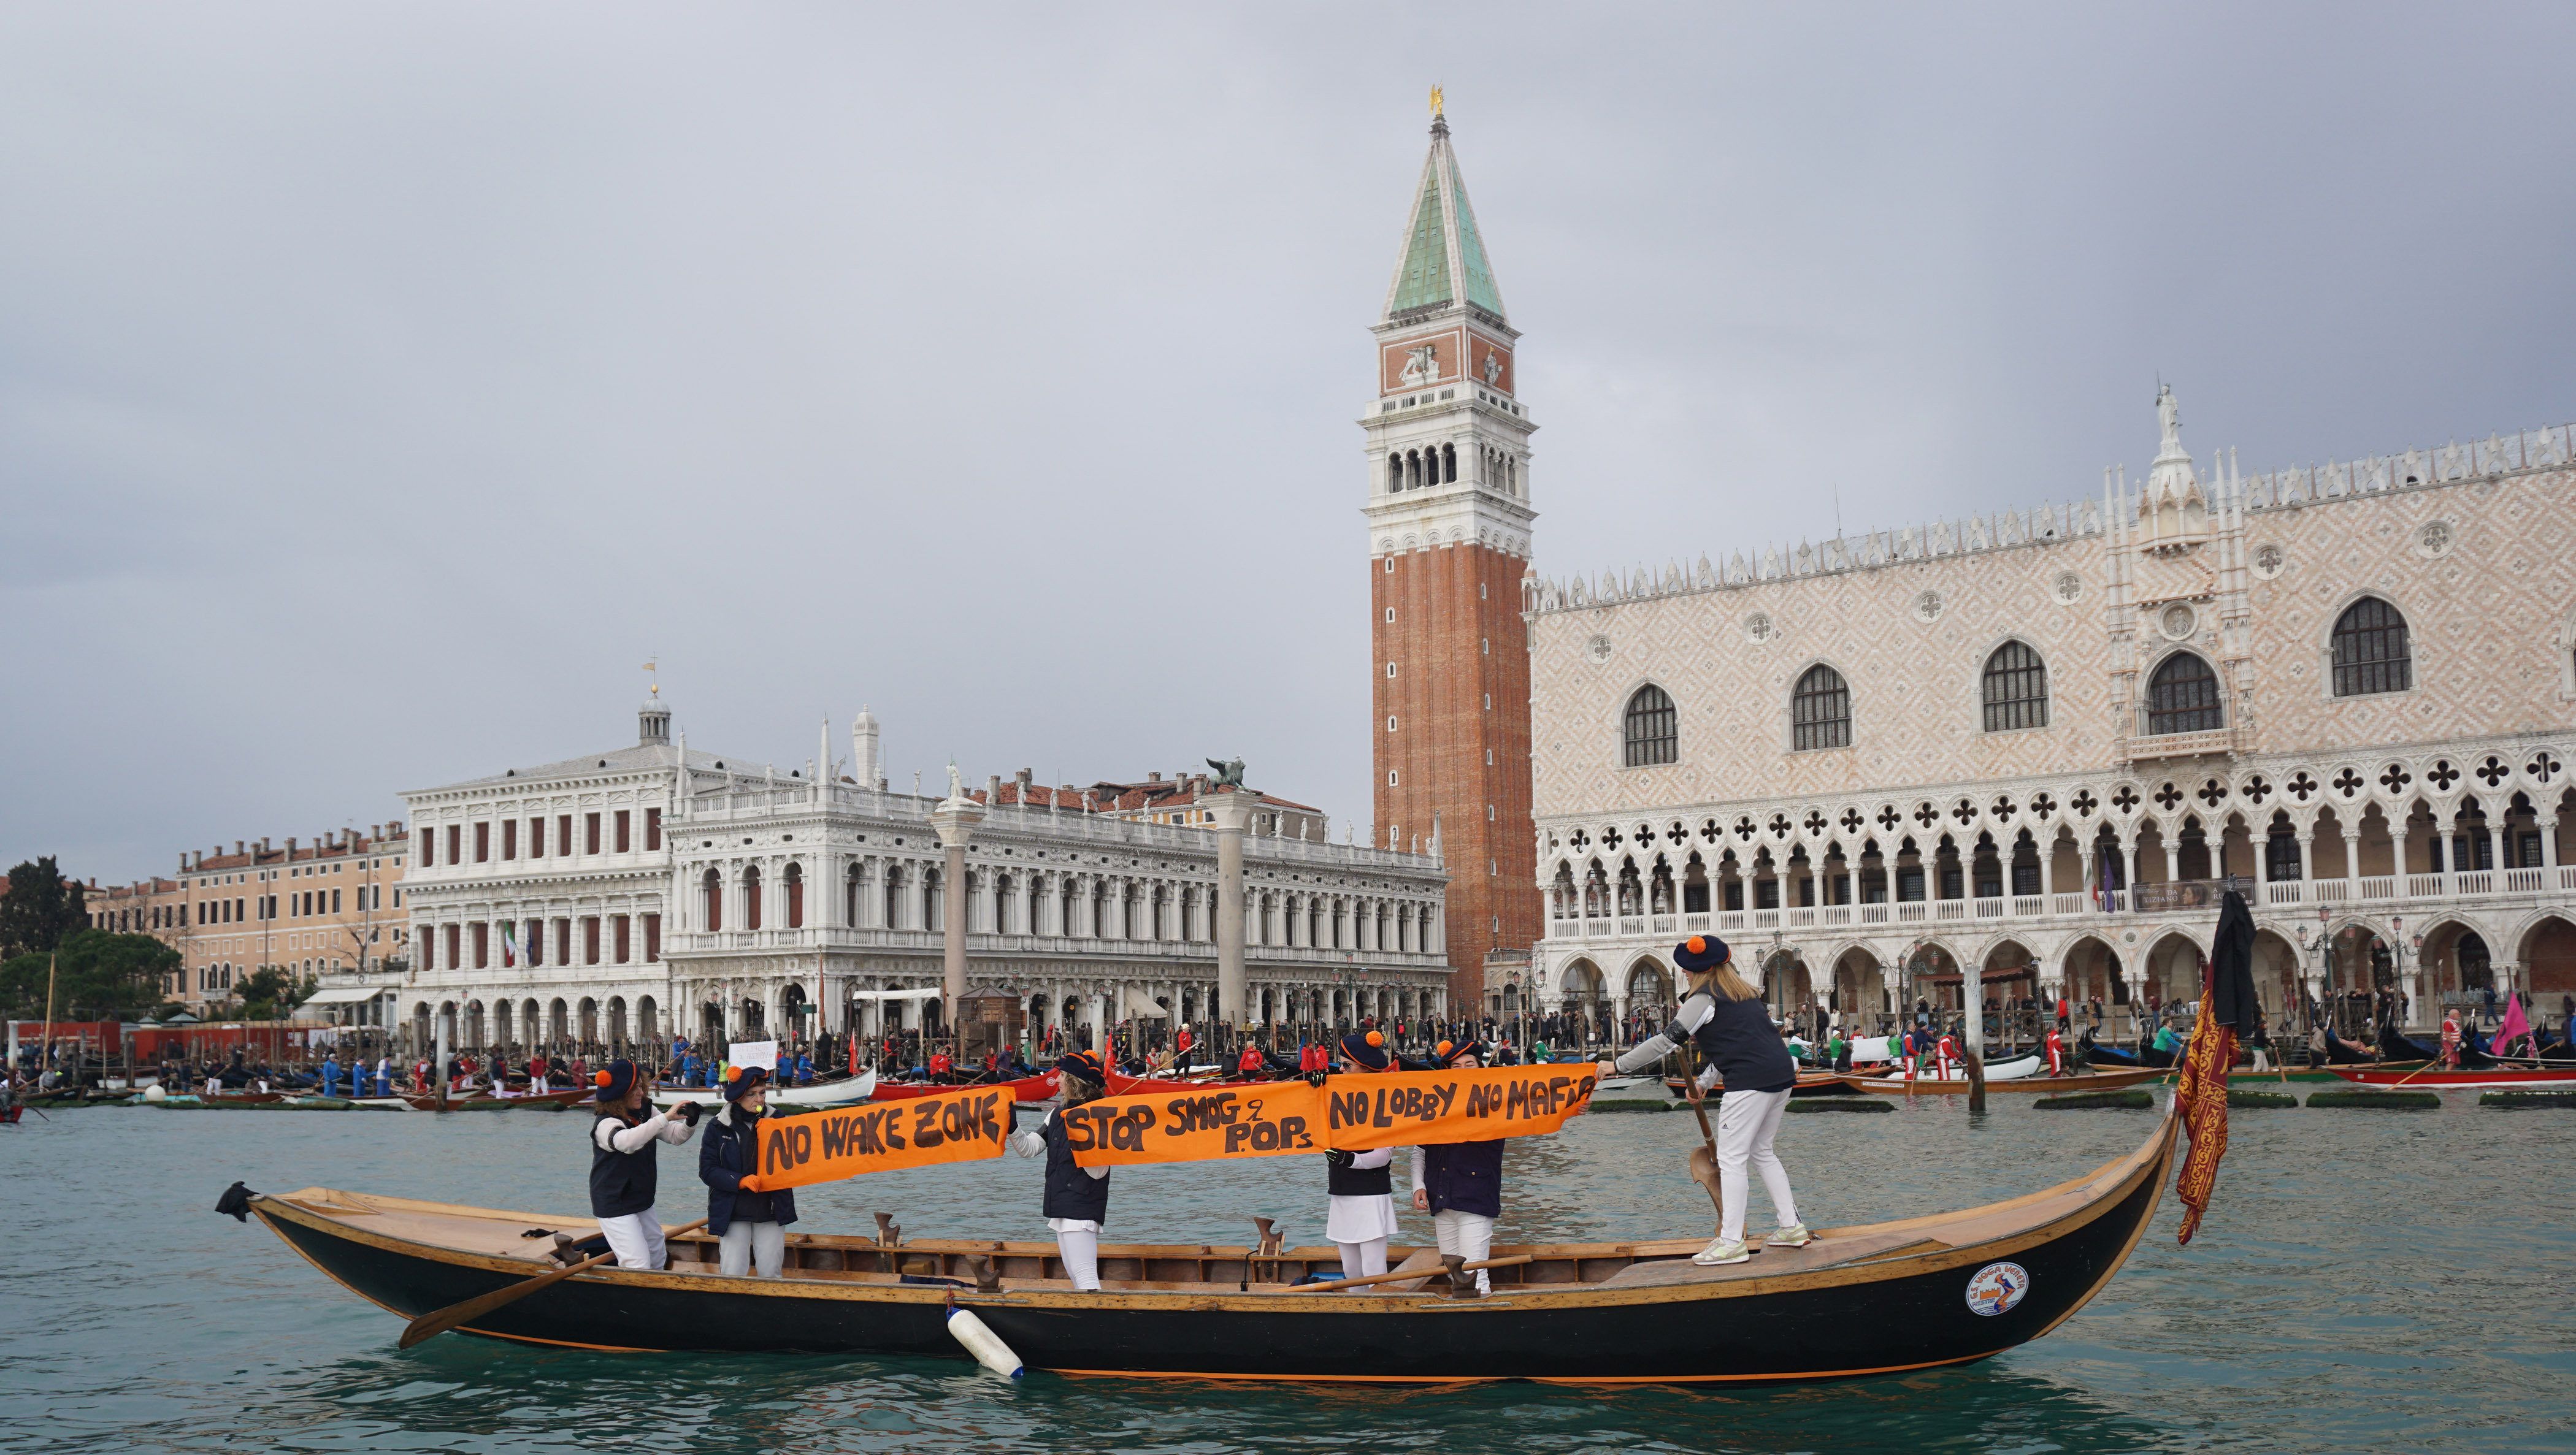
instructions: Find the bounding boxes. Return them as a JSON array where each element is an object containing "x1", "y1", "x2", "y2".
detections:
[{"x1": 1211, "y1": 792, "x2": 1254, "y2": 1037}]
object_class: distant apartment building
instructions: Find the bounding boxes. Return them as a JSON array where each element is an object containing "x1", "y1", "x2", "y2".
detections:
[{"x1": 82, "y1": 824, "x2": 411, "y2": 1012}]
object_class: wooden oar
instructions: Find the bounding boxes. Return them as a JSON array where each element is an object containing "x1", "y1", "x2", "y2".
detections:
[
  {"x1": 1284, "y1": 1254, "x2": 1533, "y2": 1293},
  {"x1": 1681, "y1": 1066, "x2": 1726, "y2": 1216},
  {"x1": 397, "y1": 1218, "x2": 708, "y2": 1348}
]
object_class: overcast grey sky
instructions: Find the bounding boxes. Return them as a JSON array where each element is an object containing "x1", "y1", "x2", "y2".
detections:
[{"x1": 7, "y1": 4, "x2": 2574, "y2": 884}]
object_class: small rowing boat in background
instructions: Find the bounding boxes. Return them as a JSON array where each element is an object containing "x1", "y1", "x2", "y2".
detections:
[
  {"x1": 1847, "y1": 1065, "x2": 2167, "y2": 1096},
  {"x1": 1662, "y1": 1069, "x2": 1864, "y2": 1099},
  {"x1": 650, "y1": 1070, "x2": 878, "y2": 1110},
  {"x1": 403, "y1": 1086, "x2": 596, "y2": 1113},
  {"x1": 870, "y1": 1071, "x2": 1054, "y2": 1104},
  {"x1": 2326, "y1": 1065, "x2": 2576, "y2": 1091}
]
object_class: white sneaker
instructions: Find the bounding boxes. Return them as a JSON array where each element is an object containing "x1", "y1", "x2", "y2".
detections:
[
  {"x1": 1692, "y1": 1236, "x2": 1751, "y2": 1266},
  {"x1": 1766, "y1": 1223, "x2": 1813, "y2": 1248}
]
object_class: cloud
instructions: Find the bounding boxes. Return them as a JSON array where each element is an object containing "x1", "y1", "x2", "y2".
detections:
[{"x1": 4, "y1": 3, "x2": 2572, "y2": 879}]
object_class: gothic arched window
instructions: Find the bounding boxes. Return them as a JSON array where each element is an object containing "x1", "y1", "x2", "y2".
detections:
[
  {"x1": 2145, "y1": 652, "x2": 2223, "y2": 735},
  {"x1": 1980, "y1": 641, "x2": 2050, "y2": 731},
  {"x1": 1622, "y1": 684, "x2": 1678, "y2": 767},
  {"x1": 1792, "y1": 665, "x2": 1852, "y2": 750},
  {"x1": 2331, "y1": 596, "x2": 2412, "y2": 697}
]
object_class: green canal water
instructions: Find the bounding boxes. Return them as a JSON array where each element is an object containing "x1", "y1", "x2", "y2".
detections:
[{"x1": 4, "y1": 1093, "x2": 2569, "y2": 1454}]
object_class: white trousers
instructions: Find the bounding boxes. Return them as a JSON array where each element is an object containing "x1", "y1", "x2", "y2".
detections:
[
  {"x1": 1714, "y1": 1086, "x2": 1799, "y2": 1244},
  {"x1": 1336, "y1": 1236, "x2": 1389, "y2": 1281},
  {"x1": 1056, "y1": 1228, "x2": 1101, "y2": 1291},
  {"x1": 1433, "y1": 1209, "x2": 1493, "y2": 1294},
  {"x1": 719, "y1": 1219, "x2": 785, "y2": 1278},
  {"x1": 597, "y1": 1209, "x2": 668, "y2": 1271}
]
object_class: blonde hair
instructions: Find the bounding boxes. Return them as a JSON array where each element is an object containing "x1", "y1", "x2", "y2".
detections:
[{"x1": 1694, "y1": 963, "x2": 1761, "y2": 1003}]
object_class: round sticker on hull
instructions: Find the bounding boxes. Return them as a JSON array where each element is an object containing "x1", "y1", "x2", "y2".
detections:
[{"x1": 1965, "y1": 1261, "x2": 2030, "y2": 1317}]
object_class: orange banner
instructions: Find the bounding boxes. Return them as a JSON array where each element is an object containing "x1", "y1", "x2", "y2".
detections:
[
  {"x1": 1062, "y1": 1082, "x2": 1325, "y2": 1168},
  {"x1": 1069, "y1": 1066, "x2": 1598, "y2": 1168},
  {"x1": 754, "y1": 1085, "x2": 1012, "y2": 1189},
  {"x1": 1325, "y1": 1065, "x2": 1599, "y2": 1152}
]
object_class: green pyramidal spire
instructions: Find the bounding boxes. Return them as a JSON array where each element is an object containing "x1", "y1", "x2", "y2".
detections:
[{"x1": 1383, "y1": 112, "x2": 1507, "y2": 324}]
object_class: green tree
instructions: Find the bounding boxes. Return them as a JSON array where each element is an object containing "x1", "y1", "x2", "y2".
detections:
[
  {"x1": 0, "y1": 857, "x2": 88, "y2": 960},
  {"x1": 236, "y1": 964, "x2": 315, "y2": 1021},
  {"x1": 0, "y1": 929, "x2": 182, "y2": 1020}
]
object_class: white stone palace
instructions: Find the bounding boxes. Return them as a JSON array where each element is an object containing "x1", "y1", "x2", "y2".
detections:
[
  {"x1": 396, "y1": 700, "x2": 1451, "y2": 1054},
  {"x1": 1524, "y1": 395, "x2": 2576, "y2": 1042}
]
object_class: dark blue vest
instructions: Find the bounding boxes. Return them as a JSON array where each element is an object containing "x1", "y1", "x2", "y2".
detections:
[
  {"x1": 1420, "y1": 1139, "x2": 1503, "y2": 1218},
  {"x1": 589, "y1": 1110, "x2": 657, "y2": 1218},
  {"x1": 1040, "y1": 1112, "x2": 1110, "y2": 1223}
]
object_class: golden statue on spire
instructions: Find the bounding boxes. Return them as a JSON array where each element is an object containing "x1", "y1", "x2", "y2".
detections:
[{"x1": 1430, "y1": 85, "x2": 1444, "y2": 120}]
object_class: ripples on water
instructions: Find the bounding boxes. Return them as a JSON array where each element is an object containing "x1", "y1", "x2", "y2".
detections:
[{"x1": 5, "y1": 1094, "x2": 2569, "y2": 1454}]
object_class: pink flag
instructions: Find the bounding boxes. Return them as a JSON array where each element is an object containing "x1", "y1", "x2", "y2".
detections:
[{"x1": 2493, "y1": 995, "x2": 2534, "y2": 1057}]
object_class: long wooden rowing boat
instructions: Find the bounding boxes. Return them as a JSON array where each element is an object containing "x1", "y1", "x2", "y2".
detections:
[
  {"x1": 402, "y1": 1087, "x2": 595, "y2": 1112},
  {"x1": 236, "y1": 1110, "x2": 2177, "y2": 1382},
  {"x1": 2326, "y1": 1065, "x2": 2576, "y2": 1091},
  {"x1": 651, "y1": 1071, "x2": 878, "y2": 1110},
  {"x1": 1847, "y1": 1066, "x2": 2169, "y2": 1096},
  {"x1": 871, "y1": 1071, "x2": 1057, "y2": 1103},
  {"x1": 1661, "y1": 1069, "x2": 1865, "y2": 1099}
]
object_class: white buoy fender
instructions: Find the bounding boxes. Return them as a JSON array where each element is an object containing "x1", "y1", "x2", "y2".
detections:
[
  {"x1": 143, "y1": 1083, "x2": 168, "y2": 1102},
  {"x1": 945, "y1": 1306, "x2": 1024, "y2": 1378}
]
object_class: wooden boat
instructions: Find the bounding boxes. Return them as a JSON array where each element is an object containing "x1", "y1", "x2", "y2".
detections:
[
  {"x1": 236, "y1": 1109, "x2": 2175, "y2": 1381},
  {"x1": 2325, "y1": 1065, "x2": 2576, "y2": 1091},
  {"x1": 1106, "y1": 1070, "x2": 1261, "y2": 1096},
  {"x1": 1848, "y1": 1065, "x2": 2169, "y2": 1096},
  {"x1": 402, "y1": 1086, "x2": 594, "y2": 1113},
  {"x1": 651, "y1": 1071, "x2": 878, "y2": 1111},
  {"x1": 871, "y1": 1071, "x2": 1057, "y2": 1104},
  {"x1": 1662, "y1": 1069, "x2": 1861, "y2": 1099}
]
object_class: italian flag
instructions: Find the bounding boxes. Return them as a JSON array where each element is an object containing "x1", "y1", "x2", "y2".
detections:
[{"x1": 500, "y1": 922, "x2": 522, "y2": 969}]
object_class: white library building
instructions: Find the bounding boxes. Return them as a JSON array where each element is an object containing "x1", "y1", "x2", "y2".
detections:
[
  {"x1": 395, "y1": 698, "x2": 1451, "y2": 1056},
  {"x1": 1523, "y1": 392, "x2": 2576, "y2": 1044}
]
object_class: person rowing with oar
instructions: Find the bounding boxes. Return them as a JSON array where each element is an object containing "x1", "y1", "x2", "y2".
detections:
[
  {"x1": 1598, "y1": 935, "x2": 1809, "y2": 1266},
  {"x1": 1411, "y1": 1037, "x2": 1505, "y2": 1295}
]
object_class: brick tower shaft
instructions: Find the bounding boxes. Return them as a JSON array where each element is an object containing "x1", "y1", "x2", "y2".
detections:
[{"x1": 1360, "y1": 97, "x2": 1541, "y2": 1015}]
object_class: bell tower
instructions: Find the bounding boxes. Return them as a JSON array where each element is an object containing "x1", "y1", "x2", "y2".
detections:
[{"x1": 1364, "y1": 94, "x2": 1539, "y2": 1015}]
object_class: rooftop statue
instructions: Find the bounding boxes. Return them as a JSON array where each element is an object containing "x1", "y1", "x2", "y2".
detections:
[{"x1": 1205, "y1": 757, "x2": 1246, "y2": 789}]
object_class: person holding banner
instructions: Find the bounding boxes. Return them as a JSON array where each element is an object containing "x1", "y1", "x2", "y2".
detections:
[
  {"x1": 1322, "y1": 1031, "x2": 1401, "y2": 1283},
  {"x1": 1603, "y1": 936, "x2": 1808, "y2": 1267},
  {"x1": 588, "y1": 1059, "x2": 702, "y2": 1271},
  {"x1": 1410, "y1": 1038, "x2": 1505, "y2": 1295},
  {"x1": 700, "y1": 1065, "x2": 798, "y2": 1277},
  {"x1": 1010, "y1": 1051, "x2": 1113, "y2": 1291}
]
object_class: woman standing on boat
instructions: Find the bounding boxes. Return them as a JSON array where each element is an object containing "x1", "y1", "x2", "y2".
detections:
[
  {"x1": 1600, "y1": 936, "x2": 1809, "y2": 1267},
  {"x1": 1011, "y1": 1051, "x2": 1112, "y2": 1291},
  {"x1": 588, "y1": 1059, "x2": 700, "y2": 1270},
  {"x1": 1323, "y1": 1030, "x2": 1400, "y2": 1283},
  {"x1": 1411, "y1": 1037, "x2": 1505, "y2": 1294},
  {"x1": 699, "y1": 1065, "x2": 797, "y2": 1277}
]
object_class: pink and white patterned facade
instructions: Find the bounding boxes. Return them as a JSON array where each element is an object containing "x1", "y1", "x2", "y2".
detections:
[{"x1": 1524, "y1": 396, "x2": 2576, "y2": 1037}]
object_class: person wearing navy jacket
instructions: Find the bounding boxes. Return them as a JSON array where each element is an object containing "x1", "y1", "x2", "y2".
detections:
[
  {"x1": 1010, "y1": 1051, "x2": 1113, "y2": 1290},
  {"x1": 1603, "y1": 935, "x2": 1807, "y2": 1266},
  {"x1": 700, "y1": 1064, "x2": 797, "y2": 1277},
  {"x1": 1410, "y1": 1037, "x2": 1504, "y2": 1294}
]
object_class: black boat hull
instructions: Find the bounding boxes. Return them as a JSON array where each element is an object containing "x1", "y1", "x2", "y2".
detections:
[{"x1": 254, "y1": 1118, "x2": 2172, "y2": 1383}]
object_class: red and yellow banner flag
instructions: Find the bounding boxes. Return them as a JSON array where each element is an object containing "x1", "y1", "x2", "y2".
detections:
[
  {"x1": 2172, "y1": 970, "x2": 2234, "y2": 1245},
  {"x1": 1068, "y1": 1066, "x2": 1599, "y2": 1169},
  {"x1": 754, "y1": 1085, "x2": 1013, "y2": 1190}
]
